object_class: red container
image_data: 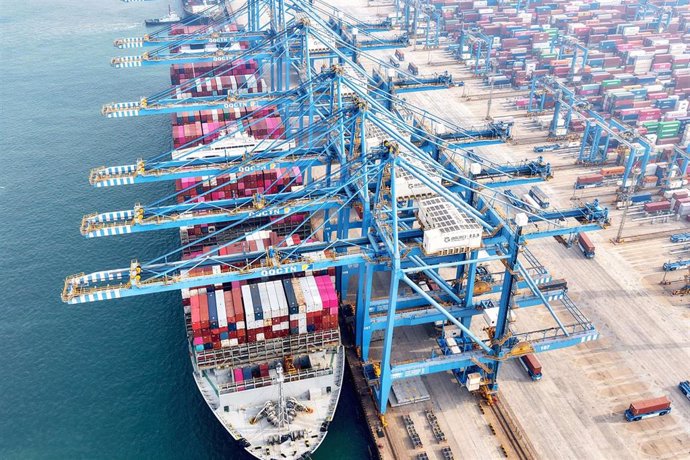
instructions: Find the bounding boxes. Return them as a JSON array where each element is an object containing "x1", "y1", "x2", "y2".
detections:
[
  {"x1": 644, "y1": 201, "x2": 671, "y2": 212},
  {"x1": 600, "y1": 166, "x2": 625, "y2": 177},
  {"x1": 521, "y1": 354, "x2": 542, "y2": 375},
  {"x1": 578, "y1": 233, "x2": 595, "y2": 254},
  {"x1": 629, "y1": 396, "x2": 671, "y2": 416},
  {"x1": 577, "y1": 174, "x2": 604, "y2": 185},
  {"x1": 674, "y1": 197, "x2": 690, "y2": 211}
]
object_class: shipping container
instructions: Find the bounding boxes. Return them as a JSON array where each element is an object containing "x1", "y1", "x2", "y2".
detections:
[
  {"x1": 576, "y1": 174, "x2": 604, "y2": 189},
  {"x1": 519, "y1": 353, "x2": 543, "y2": 381},
  {"x1": 528, "y1": 186, "x2": 550, "y2": 209},
  {"x1": 625, "y1": 396, "x2": 671, "y2": 421},
  {"x1": 577, "y1": 233, "x2": 595, "y2": 259}
]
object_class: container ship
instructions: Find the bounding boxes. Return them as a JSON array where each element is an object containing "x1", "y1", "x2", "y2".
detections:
[
  {"x1": 169, "y1": 56, "x2": 344, "y2": 458},
  {"x1": 182, "y1": 0, "x2": 227, "y2": 20}
]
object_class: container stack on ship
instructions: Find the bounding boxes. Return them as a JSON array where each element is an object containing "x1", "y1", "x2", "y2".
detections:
[{"x1": 169, "y1": 6, "x2": 344, "y2": 459}]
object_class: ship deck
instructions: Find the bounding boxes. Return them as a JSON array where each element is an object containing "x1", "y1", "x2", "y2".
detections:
[{"x1": 195, "y1": 346, "x2": 345, "y2": 460}]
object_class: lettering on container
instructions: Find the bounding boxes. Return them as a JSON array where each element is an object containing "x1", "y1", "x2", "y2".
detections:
[
  {"x1": 251, "y1": 208, "x2": 288, "y2": 217},
  {"x1": 260, "y1": 266, "x2": 300, "y2": 277}
]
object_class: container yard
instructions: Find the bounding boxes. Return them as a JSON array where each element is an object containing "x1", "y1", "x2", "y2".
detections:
[{"x1": 60, "y1": 0, "x2": 690, "y2": 458}]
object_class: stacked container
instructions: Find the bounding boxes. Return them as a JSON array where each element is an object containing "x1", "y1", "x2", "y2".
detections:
[{"x1": 175, "y1": 167, "x2": 303, "y2": 203}]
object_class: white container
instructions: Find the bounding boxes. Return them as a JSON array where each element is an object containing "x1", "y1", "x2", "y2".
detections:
[
  {"x1": 273, "y1": 280, "x2": 288, "y2": 315},
  {"x1": 241, "y1": 285, "x2": 254, "y2": 321},
  {"x1": 669, "y1": 179, "x2": 684, "y2": 189},
  {"x1": 308, "y1": 276, "x2": 323, "y2": 310},
  {"x1": 299, "y1": 277, "x2": 314, "y2": 312},
  {"x1": 259, "y1": 283, "x2": 271, "y2": 318},
  {"x1": 622, "y1": 26, "x2": 640, "y2": 36},
  {"x1": 466, "y1": 372, "x2": 481, "y2": 391},
  {"x1": 267, "y1": 282, "x2": 279, "y2": 316},
  {"x1": 663, "y1": 188, "x2": 687, "y2": 199},
  {"x1": 483, "y1": 306, "x2": 499, "y2": 327},
  {"x1": 216, "y1": 288, "x2": 228, "y2": 328}
]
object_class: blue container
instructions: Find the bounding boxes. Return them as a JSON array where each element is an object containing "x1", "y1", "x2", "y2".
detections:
[
  {"x1": 207, "y1": 290, "x2": 218, "y2": 329},
  {"x1": 242, "y1": 367, "x2": 252, "y2": 380},
  {"x1": 631, "y1": 193, "x2": 652, "y2": 203}
]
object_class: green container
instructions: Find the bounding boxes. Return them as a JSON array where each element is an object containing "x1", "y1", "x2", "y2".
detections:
[{"x1": 602, "y1": 79, "x2": 622, "y2": 87}]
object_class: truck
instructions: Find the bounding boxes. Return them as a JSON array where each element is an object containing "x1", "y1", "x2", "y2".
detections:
[
  {"x1": 533, "y1": 144, "x2": 560, "y2": 153},
  {"x1": 616, "y1": 193, "x2": 653, "y2": 209},
  {"x1": 679, "y1": 381, "x2": 690, "y2": 400},
  {"x1": 670, "y1": 232, "x2": 690, "y2": 243},
  {"x1": 519, "y1": 354, "x2": 543, "y2": 381},
  {"x1": 408, "y1": 62, "x2": 419, "y2": 76},
  {"x1": 529, "y1": 185, "x2": 550, "y2": 209},
  {"x1": 663, "y1": 259, "x2": 690, "y2": 271},
  {"x1": 575, "y1": 174, "x2": 604, "y2": 189},
  {"x1": 577, "y1": 232, "x2": 595, "y2": 259},
  {"x1": 625, "y1": 396, "x2": 672, "y2": 422},
  {"x1": 388, "y1": 55, "x2": 400, "y2": 68}
]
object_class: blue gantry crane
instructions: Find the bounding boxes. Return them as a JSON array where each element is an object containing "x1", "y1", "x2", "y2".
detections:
[
  {"x1": 529, "y1": 76, "x2": 661, "y2": 189},
  {"x1": 63, "y1": 0, "x2": 608, "y2": 418}
]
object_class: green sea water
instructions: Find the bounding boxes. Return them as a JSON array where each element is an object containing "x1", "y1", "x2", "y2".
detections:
[{"x1": 0, "y1": 1, "x2": 371, "y2": 458}]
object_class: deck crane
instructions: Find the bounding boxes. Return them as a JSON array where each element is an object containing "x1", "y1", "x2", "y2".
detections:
[
  {"x1": 529, "y1": 76, "x2": 655, "y2": 189},
  {"x1": 64, "y1": 0, "x2": 607, "y2": 416}
]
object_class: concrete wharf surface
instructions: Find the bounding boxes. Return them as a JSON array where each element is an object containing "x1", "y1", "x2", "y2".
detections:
[{"x1": 323, "y1": 0, "x2": 690, "y2": 458}]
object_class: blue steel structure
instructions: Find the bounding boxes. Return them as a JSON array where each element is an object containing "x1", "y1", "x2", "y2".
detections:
[
  {"x1": 634, "y1": 0, "x2": 675, "y2": 32},
  {"x1": 529, "y1": 76, "x2": 659, "y2": 189},
  {"x1": 63, "y1": 0, "x2": 609, "y2": 416},
  {"x1": 456, "y1": 27, "x2": 494, "y2": 76},
  {"x1": 553, "y1": 36, "x2": 589, "y2": 82}
]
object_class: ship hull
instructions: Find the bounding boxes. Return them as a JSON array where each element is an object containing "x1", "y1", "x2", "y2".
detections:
[
  {"x1": 145, "y1": 19, "x2": 180, "y2": 26},
  {"x1": 190, "y1": 345, "x2": 345, "y2": 459}
]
